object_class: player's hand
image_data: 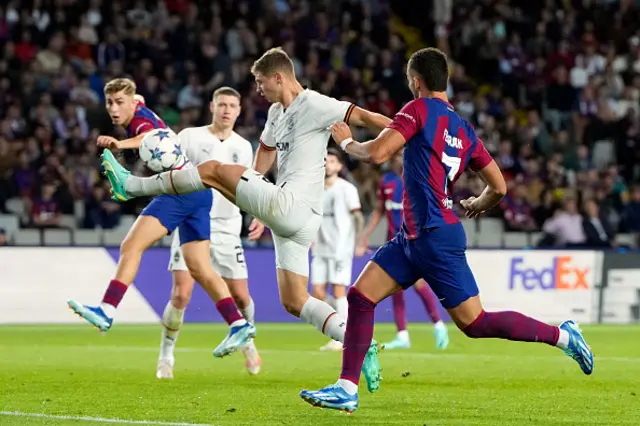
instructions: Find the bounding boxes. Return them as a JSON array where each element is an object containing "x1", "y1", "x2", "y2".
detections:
[
  {"x1": 248, "y1": 218, "x2": 265, "y2": 241},
  {"x1": 329, "y1": 122, "x2": 353, "y2": 144},
  {"x1": 460, "y1": 196, "x2": 485, "y2": 219},
  {"x1": 97, "y1": 135, "x2": 120, "y2": 150}
]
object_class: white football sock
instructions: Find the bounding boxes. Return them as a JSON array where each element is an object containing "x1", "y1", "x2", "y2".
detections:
[
  {"x1": 125, "y1": 167, "x2": 205, "y2": 197},
  {"x1": 335, "y1": 296, "x2": 348, "y2": 320},
  {"x1": 556, "y1": 327, "x2": 570, "y2": 349},
  {"x1": 337, "y1": 378, "x2": 358, "y2": 395},
  {"x1": 160, "y1": 301, "x2": 185, "y2": 360},
  {"x1": 299, "y1": 297, "x2": 346, "y2": 342},
  {"x1": 99, "y1": 302, "x2": 116, "y2": 319},
  {"x1": 397, "y1": 329, "x2": 410, "y2": 341},
  {"x1": 239, "y1": 298, "x2": 255, "y2": 324}
]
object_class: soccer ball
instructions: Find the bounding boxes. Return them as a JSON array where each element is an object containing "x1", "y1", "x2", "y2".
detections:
[{"x1": 139, "y1": 128, "x2": 186, "y2": 173}]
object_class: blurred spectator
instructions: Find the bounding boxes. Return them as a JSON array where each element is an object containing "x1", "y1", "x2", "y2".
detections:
[
  {"x1": 582, "y1": 199, "x2": 616, "y2": 248},
  {"x1": 84, "y1": 183, "x2": 121, "y2": 229},
  {"x1": 0, "y1": 227, "x2": 7, "y2": 246},
  {"x1": 542, "y1": 198, "x2": 586, "y2": 248},
  {"x1": 0, "y1": 0, "x2": 638, "y2": 243},
  {"x1": 30, "y1": 183, "x2": 61, "y2": 229}
]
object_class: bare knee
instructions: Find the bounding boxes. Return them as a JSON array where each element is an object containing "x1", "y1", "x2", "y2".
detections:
[
  {"x1": 199, "y1": 160, "x2": 223, "y2": 181},
  {"x1": 171, "y1": 275, "x2": 193, "y2": 309},
  {"x1": 120, "y1": 235, "x2": 144, "y2": 258},
  {"x1": 280, "y1": 292, "x2": 308, "y2": 317}
]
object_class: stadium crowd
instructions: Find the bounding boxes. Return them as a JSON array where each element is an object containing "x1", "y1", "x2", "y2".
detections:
[{"x1": 0, "y1": 0, "x2": 639, "y2": 249}]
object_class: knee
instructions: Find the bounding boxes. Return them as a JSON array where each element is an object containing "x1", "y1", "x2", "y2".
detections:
[
  {"x1": 171, "y1": 287, "x2": 192, "y2": 309},
  {"x1": 120, "y1": 236, "x2": 143, "y2": 257},
  {"x1": 199, "y1": 160, "x2": 222, "y2": 180},
  {"x1": 280, "y1": 293, "x2": 307, "y2": 317}
]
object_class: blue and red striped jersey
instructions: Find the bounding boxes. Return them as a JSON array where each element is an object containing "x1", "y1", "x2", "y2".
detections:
[
  {"x1": 387, "y1": 97, "x2": 492, "y2": 239},
  {"x1": 126, "y1": 103, "x2": 166, "y2": 137},
  {"x1": 377, "y1": 171, "x2": 403, "y2": 240}
]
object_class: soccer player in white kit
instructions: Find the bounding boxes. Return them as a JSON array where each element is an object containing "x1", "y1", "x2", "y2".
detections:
[
  {"x1": 157, "y1": 87, "x2": 263, "y2": 379},
  {"x1": 101, "y1": 47, "x2": 391, "y2": 392},
  {"x1": 311, "y1": 149, "x2": 364, "y2": 352}
]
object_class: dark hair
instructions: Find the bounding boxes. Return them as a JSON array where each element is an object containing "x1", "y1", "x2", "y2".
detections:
[
  {"x1": 327, "y1": 147, "x2": 343, "y2": 164},
  {"x1": 408, "y1": 47, "x2": 449, "y2": 92}
]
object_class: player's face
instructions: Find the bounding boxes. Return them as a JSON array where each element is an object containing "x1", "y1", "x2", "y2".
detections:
[
  {"x1": 105, "y1": 91, "x2": 137, "y2": 125},
  {"x1": 211, "y1": 94, "x2": 241, "y2": 129},
  {"x1": 254, "y1": 71, "x2": 281, "y2": 103},
  {"x1": 325, "y1": 154, "x2": 342, "y2": 178}
]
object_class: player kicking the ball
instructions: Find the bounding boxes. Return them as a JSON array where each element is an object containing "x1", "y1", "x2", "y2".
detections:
[
  {"x1": 67, "y1": 79, "x2": 255, "y2": 359},
  {"x1": 158, "y1": 87, "x2": 263, "y2": 379},
  {"x1": 311, "y1": 149, "x2": 364, "y2": 352},
  {"x1": 360, "y1": 151, "x2": 449, "y2": 351},
  {"x1": 300, "y1": 47, "x2": 594, "y2": 413},
  {"x1": 100, "y1": 48, "x2": 389, "y2": 392}
]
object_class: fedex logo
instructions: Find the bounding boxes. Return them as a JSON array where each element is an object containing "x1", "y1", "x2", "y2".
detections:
[{"x1": 509, "y1": 256, "x2": 590, "y2": 290}]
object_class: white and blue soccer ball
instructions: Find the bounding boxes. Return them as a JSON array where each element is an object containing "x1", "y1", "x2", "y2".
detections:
[{"x1": 139, "y1": 128, "x2": 186, "y2": 173}]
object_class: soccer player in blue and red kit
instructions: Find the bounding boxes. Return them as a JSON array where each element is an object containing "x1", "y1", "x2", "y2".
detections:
[
  {"x1": 67, "y1": 78, "x2": 256, "y2": 359},
  {"x1": 301, "y1": 47, "x2": 594, "y2": 412},
  {"x1": 359, "y1": 151, "x2": 449, "y2": 350}
]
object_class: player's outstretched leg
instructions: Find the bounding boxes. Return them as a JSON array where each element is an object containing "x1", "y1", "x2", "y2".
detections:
[
  {"x1": 453, "y1": 299, "x2": 594, "y2": 375},
  {"x1": 383, "y1": 290, "x2": 411, "y2": 350},
  {"x1": 414, "y1": 280, "x2": 449, "y2": 350},
  {"x1": 67, "y1": 215, "x2": 168, "y2": 331}
]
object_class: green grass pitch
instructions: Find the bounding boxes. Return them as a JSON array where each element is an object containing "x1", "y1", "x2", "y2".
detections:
[{"x1": 1, "y1": 323, "x2": 639, "y2": 426}]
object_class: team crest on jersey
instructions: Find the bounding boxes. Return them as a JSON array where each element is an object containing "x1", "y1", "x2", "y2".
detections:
[
  {"x1": 286, "y1": 115, "x2": 295, "y2": 131},
  {"x1": 232, "y1": 152, "x2": 238, "y2": 163}
]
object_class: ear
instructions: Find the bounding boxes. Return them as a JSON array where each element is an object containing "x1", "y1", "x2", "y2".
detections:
[
  {"x1": 274, "y1": 72, "x2": 283, "y2": 85},
  {"x1": 209, "y1": 101, "x2": 215, "y2": 114}
]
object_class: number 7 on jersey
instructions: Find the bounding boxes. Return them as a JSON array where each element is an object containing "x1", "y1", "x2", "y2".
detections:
[{"x1": 441, "y1": 153, "x2": 461, "y2": 195}]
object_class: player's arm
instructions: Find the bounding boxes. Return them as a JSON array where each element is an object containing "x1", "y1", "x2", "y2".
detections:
[
  {"x1": 253, "y1": 142, "x2": 276, "y2": 175},
  {"x1": 331, "y1": 99, "x2": 424, "y2": 164},
  {"x1": 460, "y1": 140, "x2": 507, "y2": 218},
  {"x1": 347, "y1": 106, "x2": 392, "y2": 133}
]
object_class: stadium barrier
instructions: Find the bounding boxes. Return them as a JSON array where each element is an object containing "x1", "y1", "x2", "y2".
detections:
[{"x1": 1, "y1": 247, "x2": 637, "y2": 325}]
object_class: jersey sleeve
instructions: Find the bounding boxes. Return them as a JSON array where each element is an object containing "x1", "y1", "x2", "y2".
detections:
[
  {"x1": 345, "y1": 182, "x2": 362, "y2": 212},
  {"x1": 314, "y1": 93, "x2": 355, "y2": 129},
  {"x1": 129, "y1": 116, "x2": 156, "y2": 136},
  {"x1": 260, "y1": 105, "x2": 277, "y2": 151},
  {"x1": 468, "y1": 137, "x2": 493, "y2": 172},
  {"x1": 387, "y1": 99, "x2": 427, "y2": 142}
]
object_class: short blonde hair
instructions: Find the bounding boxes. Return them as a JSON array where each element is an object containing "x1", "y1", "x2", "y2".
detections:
[
  {"x1": 213, "y1": 86, "x2": 241, "y2": 101},
  {"x1": 104, "y1": 78, "x2": 136, "y2": 96},
  {"x1": 251, "y1": 47, "x2": 295, "y2": 77}
]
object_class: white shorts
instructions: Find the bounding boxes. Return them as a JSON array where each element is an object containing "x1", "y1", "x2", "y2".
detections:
[
  {"x1": 311, "y1": 256, "x2": 353, "y2": 287},
  {"x1": 168, "y1": 229, "x2": 248, "y2": 280},
  {"x1": 236, "y1": 169, "x2": 321, "y2": 276}
]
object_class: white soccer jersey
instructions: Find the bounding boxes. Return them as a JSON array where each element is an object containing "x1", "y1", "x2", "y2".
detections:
[
  {"x1": 259, "y1": 89, "x2": 354, "y2": 215},
  {"x1": 312, "y1": 178, "x2": 361, "y2": 259},
  {"x1": 178, "y1": 126, "x2": 254, "y2": 234}
]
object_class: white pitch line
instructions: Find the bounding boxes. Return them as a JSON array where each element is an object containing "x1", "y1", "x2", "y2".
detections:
[
  {"x1": 0, "y1": 411, "x2": 217, "y2": 426},
  {"x1": 21, "y1": 345, "x2": 640, "y2": 363}
]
